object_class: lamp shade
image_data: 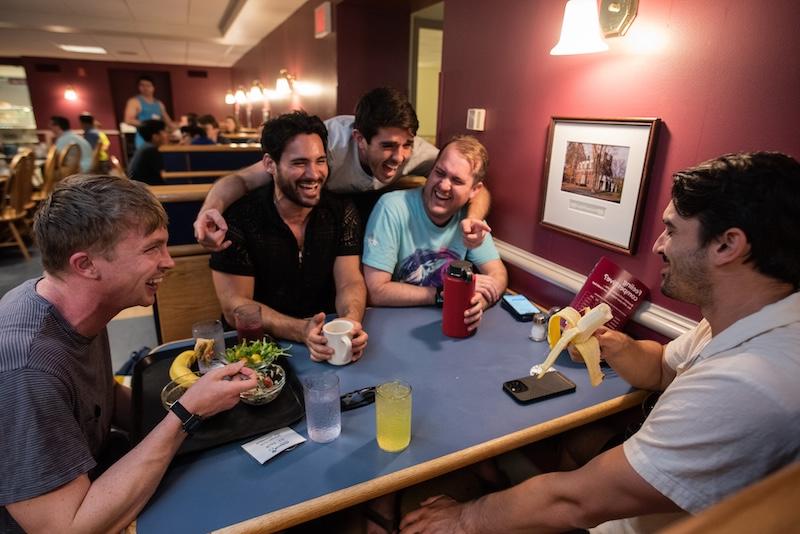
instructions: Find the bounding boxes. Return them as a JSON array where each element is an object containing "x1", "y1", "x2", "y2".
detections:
[
  {"x1": 249, "y1": 81, "x2": 264, "y2": 102},
  {"x1": 225, "y1": 90, "x2": 235, "y2": 105},
  {"x1": 550, "y1": 0, "x2": 609, "y2": 55},
  {"x1": 234, "y1": 87, "x2": 247, "y2": 104}
]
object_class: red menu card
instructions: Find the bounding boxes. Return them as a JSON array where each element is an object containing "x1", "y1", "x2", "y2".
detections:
[{"x1": 570, "y1": 257, "x2": 650, "y2": 331}]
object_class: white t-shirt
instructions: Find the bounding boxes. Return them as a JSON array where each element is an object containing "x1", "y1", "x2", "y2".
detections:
[
  {"x1": 324, "y1": 115, "x2": 439, "y2": 194},
  {"x1": 593, "y1": 292, "x2": 800, "y2": 534},
  {"x1": 623, "y1": 292, "x2": 800, "y2": 513}
]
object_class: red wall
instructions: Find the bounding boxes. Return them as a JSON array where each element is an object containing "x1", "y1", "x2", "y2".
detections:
[
  {"x1": 15, "y1": 57, "x2": 231, "y2": 159},
  {"x1": 230, "y1": 0, "x2": 411, "y2": 120},
  {"x1": 231, "y1": 0, "x2": 338, "y2": 120},
  {"x1": 439, "y1": 0, "x2": 800, "y2": 320}
]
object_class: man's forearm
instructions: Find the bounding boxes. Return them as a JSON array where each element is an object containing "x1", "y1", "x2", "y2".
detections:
[
  {"x1": 68, "y1": 414, "x2": 187, "y2": 533},
  {"x1": 466, "y1": 186, "x2": 491, "y2": 220},
  {"x1": 201, "y1": 173, "x2": 249, "y2": 212},
  {"x1": 605, "y1": 339, "x2": 667, "y2": 391},
  {"x1": 368, "y1": 281, "x2": 436, "y2": 307},
  {"x1": 336, "y1": 281, "x2": 366, "y2": 322}
]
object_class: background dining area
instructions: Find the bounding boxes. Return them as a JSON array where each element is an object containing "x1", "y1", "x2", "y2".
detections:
[{"x1": 1, "y1": 0, "x2": 799, "y2": 533}]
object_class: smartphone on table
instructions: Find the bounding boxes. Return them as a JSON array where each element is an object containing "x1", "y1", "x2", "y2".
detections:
[
  {"x1": 501, "y1": 294, "x2": 540, "y2": 322},
  {"x1": 502, "y1": 371, "x2": 576, "y2": 404}
]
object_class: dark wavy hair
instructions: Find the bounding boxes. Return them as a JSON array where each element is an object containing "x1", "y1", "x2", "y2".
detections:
[
  {"x1": 672, "y1": 152, "x2": 800, "y2": 289},
  {"x1": 354, "y1": 87, "x2": 419, "y2": 142},
  {"x1": 260, "y1": 110, "x2": 328, "y2": 163}
]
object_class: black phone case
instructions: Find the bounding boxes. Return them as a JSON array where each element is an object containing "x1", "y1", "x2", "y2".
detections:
[
  {"x1": 501, "y1": 296, "x2": 534, "y2": 322},
  {"x1": 502, "y1": 372, "x2": 577, "y2": 404}
]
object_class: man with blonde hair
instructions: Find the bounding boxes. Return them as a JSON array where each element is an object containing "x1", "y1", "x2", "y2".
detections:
[
  {"x1": 0, "y1": 175, "x2": 256, "y2": 533},
  {"x1": 363, "y1": 135, "x2": 507, "y2": 332}
]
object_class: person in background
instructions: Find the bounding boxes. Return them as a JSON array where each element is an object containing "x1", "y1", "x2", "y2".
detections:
[
  {"x1": 363, "y1": 135, "x2": 507, "y2": 332},
  {"x1": 194, "y1": 87, "x2": 492, "y2": 252},
  {"x1": 128, "y1": 120, "x2": 167, "y2": 185},
  {"x1": 399, "y1": 152, "x2": 800, "y2": 534},
  {"x1": 124, "y1": 75, "x2": 175, "y2": 149},
  {"x1": 178, "y1": 112, "x2": 198, "y2": 128},
  {"x1": 210, "y1": 110, "x2": 368, "y2": 363},
  {"x1": 0, "y1": 175, "x2": 257, "y2": 534},
  {"x1": 49, "y1": 115, "x2": 92, "y2": 173},
  {"x1": 79, "y1": 113, "x2": 110, "y2": 173},
  {"x1": 183, "y1": 124, "x2": 214, "y2": 146},
  {"x1": 222, "y1": 115, "x2": 240, "y2": 135},
  {"x1": 198, "y1": 114, "x2": 220, "y2": 144}
]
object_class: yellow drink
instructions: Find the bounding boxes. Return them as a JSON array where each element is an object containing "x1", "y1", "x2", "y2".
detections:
[{"x1": 376, "y1": 381, "x2": 412, "y2": 452}]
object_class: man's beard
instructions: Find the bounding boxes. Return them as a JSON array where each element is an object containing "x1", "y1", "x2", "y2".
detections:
[
  {"x1": 660, "y1": 249, "x2": 712, "y2": 306},
  {"x1": 275, "y1": 175, "x2": 323, "y2": 208}
]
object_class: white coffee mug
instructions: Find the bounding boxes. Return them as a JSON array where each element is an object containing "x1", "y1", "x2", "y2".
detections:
[{"x1": 323, "y1": 319, "x2": 354, "y2": 365}]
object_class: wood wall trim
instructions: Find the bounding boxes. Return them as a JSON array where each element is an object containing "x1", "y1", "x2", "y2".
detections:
[
  {"x1": 147, "y1": 184, "x2": 212, "y2": 202},
  {"x1": 159, "y1": 144, "x2": 261, "y2": 153},
  {"x1": 494, "y1": 239, "x2": 698, "y2": 339}
]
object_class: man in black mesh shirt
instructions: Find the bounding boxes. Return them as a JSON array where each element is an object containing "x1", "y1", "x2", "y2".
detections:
[{"x1": 210, "y1": 111, "x2": 369, "y2": 362}]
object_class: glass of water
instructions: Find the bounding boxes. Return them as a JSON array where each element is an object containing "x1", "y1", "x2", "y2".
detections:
[{"x1": 302, "y1": 373, "x2": 341, "y2": 443}]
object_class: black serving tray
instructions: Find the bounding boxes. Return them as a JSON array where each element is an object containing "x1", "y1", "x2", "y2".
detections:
[{"x1": 132, "y1": 343, "x2": 304, "y2": 456}]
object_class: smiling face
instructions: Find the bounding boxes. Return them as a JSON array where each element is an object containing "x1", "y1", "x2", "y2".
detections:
[
  {"x1": 267, "y1": 133, "x2": 329, "y2": 208},
  {"x1": 652, "y1": 201, "x2": 712, "y2": 305},
  {"x1": 355, "y1": 127, "x2": 415, "y2": 184},
  {"x1": 92, "y1": 225, "x2": 174, "y2": 308},
  {"x1": 422, "y1": 144, "x2": 483, "y2": 226}
]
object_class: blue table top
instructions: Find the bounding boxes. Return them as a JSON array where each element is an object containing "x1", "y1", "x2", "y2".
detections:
[{"x1": 136, "y1": 305, "x2": 639, "y2": 533}]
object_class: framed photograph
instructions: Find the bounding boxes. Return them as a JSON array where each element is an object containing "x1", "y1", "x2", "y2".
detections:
[{"x1": 540, "y1": 117, "x2": 660, "y2": 255}]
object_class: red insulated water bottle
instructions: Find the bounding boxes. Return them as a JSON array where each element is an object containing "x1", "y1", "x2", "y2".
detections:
[{"x1": 442, "y1": 260, "x2": 476, "y2": 338}]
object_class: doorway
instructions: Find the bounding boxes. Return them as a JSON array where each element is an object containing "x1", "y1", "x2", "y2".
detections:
[{"x1": 410, "y1": 3, "x2": 443, "y2": 146}]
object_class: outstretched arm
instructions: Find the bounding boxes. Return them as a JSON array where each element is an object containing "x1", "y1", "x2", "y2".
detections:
[
  {"x1": 400, "y1": 445, "x2": 679, "y2": 533},
  {"x1": 333, "y1": 255, "x2": 368, "y2": 361},
  {"x1": 594, "y1": 329, "x2": 674, "y2": 391},
  {"x1": 7, "y1": 364, "x2": 256, "y2": 534},
  {"x1": 194, "y1": 162, "x2": 272, "y2": 251},
  {"x1": 364, "y1": 265, "x2": 437, "y2": 307},
  {"x1": 461, "y1": 187, "x2": 492, "y2": 248}
]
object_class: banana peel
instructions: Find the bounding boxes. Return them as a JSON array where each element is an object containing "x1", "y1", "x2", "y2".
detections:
[
  {"x1": 537, "y1": 303, "x2": 613, "y2": 387},
  {"x1": 168, "y1": 338, "x2": 216, "y2": 387}
]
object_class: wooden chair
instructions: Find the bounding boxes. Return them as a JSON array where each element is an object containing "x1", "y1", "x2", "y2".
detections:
[
  {"x1": 32, "y1": 144, "x2": 58, "y2": 202},
  {"x1": 153, "y1": 245, "x2": 223, "y2": 343},
  {"x1": 57, "y1": 143, "x2": 82, "y2": 180},
  {"x1": 89, "y1": 142, "x2": 102, "y2": 173},
  {"x1": 0, "y1": 151, "x2": 36, "y2": 260}
]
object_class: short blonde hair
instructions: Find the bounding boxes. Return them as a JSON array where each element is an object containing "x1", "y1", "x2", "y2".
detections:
[
  {"x1": 439, "y1": 135, "x2": 489, "y2": 185},
  {"x1": 34, "y1": 175, "x2": 167, "y2": 274}
]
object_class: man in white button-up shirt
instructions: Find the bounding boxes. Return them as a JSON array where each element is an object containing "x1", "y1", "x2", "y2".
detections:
[{"x1": 399, "y1": 152, "x2": 800, "y2": 534}]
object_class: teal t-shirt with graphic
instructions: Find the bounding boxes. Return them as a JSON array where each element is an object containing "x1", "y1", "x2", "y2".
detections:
[{"x1": 363, "y1": 189, "x2": 499, "y2": 287}]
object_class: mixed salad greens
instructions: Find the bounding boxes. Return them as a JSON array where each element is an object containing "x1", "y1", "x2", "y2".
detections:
[{"x1": 224, "y1": 338, "x2": 291, "y2": 369}]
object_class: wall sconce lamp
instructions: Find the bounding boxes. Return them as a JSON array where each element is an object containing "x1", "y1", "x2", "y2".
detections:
[
  {"x1": 550, "y1": 0, "x2": 638, "y2": 55},
  {"x1": 225, "y1": 89, "x2": 235, "y2": 105},
  {"x1": 64, "y1": 85, "x2": 78, "y2": 101},
  {"x1": 275, "y1": 69, "x2": 295, "y2": 96}
]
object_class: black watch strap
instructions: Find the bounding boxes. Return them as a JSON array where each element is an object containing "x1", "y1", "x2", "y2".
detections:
[
  {"x1": 170, "y1": 401, "x2": 202, "y2": 435},
  {"x1": 435, "y1": 286, "x2": 444, "y2": 307}
]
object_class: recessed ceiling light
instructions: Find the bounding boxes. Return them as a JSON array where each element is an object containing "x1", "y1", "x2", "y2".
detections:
[{"x1": 58, "y1": 44, "x2": 108, "y2": 55}]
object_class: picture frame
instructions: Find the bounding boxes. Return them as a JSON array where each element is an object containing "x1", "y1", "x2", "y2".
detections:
[{"x1": 540, "y1": 116, "x2": 660, "y2": 255}]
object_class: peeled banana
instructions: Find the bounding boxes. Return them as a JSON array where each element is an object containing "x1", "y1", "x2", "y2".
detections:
[
  {"x1": 537, "y1": 303, "x2": 613, "y2": 387},
  {"x1": 169, "y1": 349, "x2": 199, "y2": 387}
]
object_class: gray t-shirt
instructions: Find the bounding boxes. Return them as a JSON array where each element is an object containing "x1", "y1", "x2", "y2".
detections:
[{"x1": 0, "y1": 279, "x2": 114, "y2": 532}]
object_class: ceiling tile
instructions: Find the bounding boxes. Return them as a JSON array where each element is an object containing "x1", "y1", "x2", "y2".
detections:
[{"x1": 127, "y1": 0, "x2": 190, "y2": 24}]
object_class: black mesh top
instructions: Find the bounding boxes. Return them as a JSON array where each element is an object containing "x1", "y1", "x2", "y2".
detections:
[{"x1": 209, "y1": 183, "x2": 362, "y2": 318}]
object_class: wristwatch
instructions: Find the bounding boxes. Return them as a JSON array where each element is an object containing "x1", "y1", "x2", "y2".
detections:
[
  {"x1": 434, "y1": 286, "x2": 445, "y2": 307},
  {"x1": 170, "y1": 401, "x2": 203, "y2": 436}
]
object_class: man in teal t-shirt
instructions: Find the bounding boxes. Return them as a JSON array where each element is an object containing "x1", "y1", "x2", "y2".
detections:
[{"x1": 363, "y1": 135, "x2": 507, "y2": 332}]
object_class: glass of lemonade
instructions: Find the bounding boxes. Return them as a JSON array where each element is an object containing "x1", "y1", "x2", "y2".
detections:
[{"x1": 376, "y1": 380, "x2": 412, "y2": 452}]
